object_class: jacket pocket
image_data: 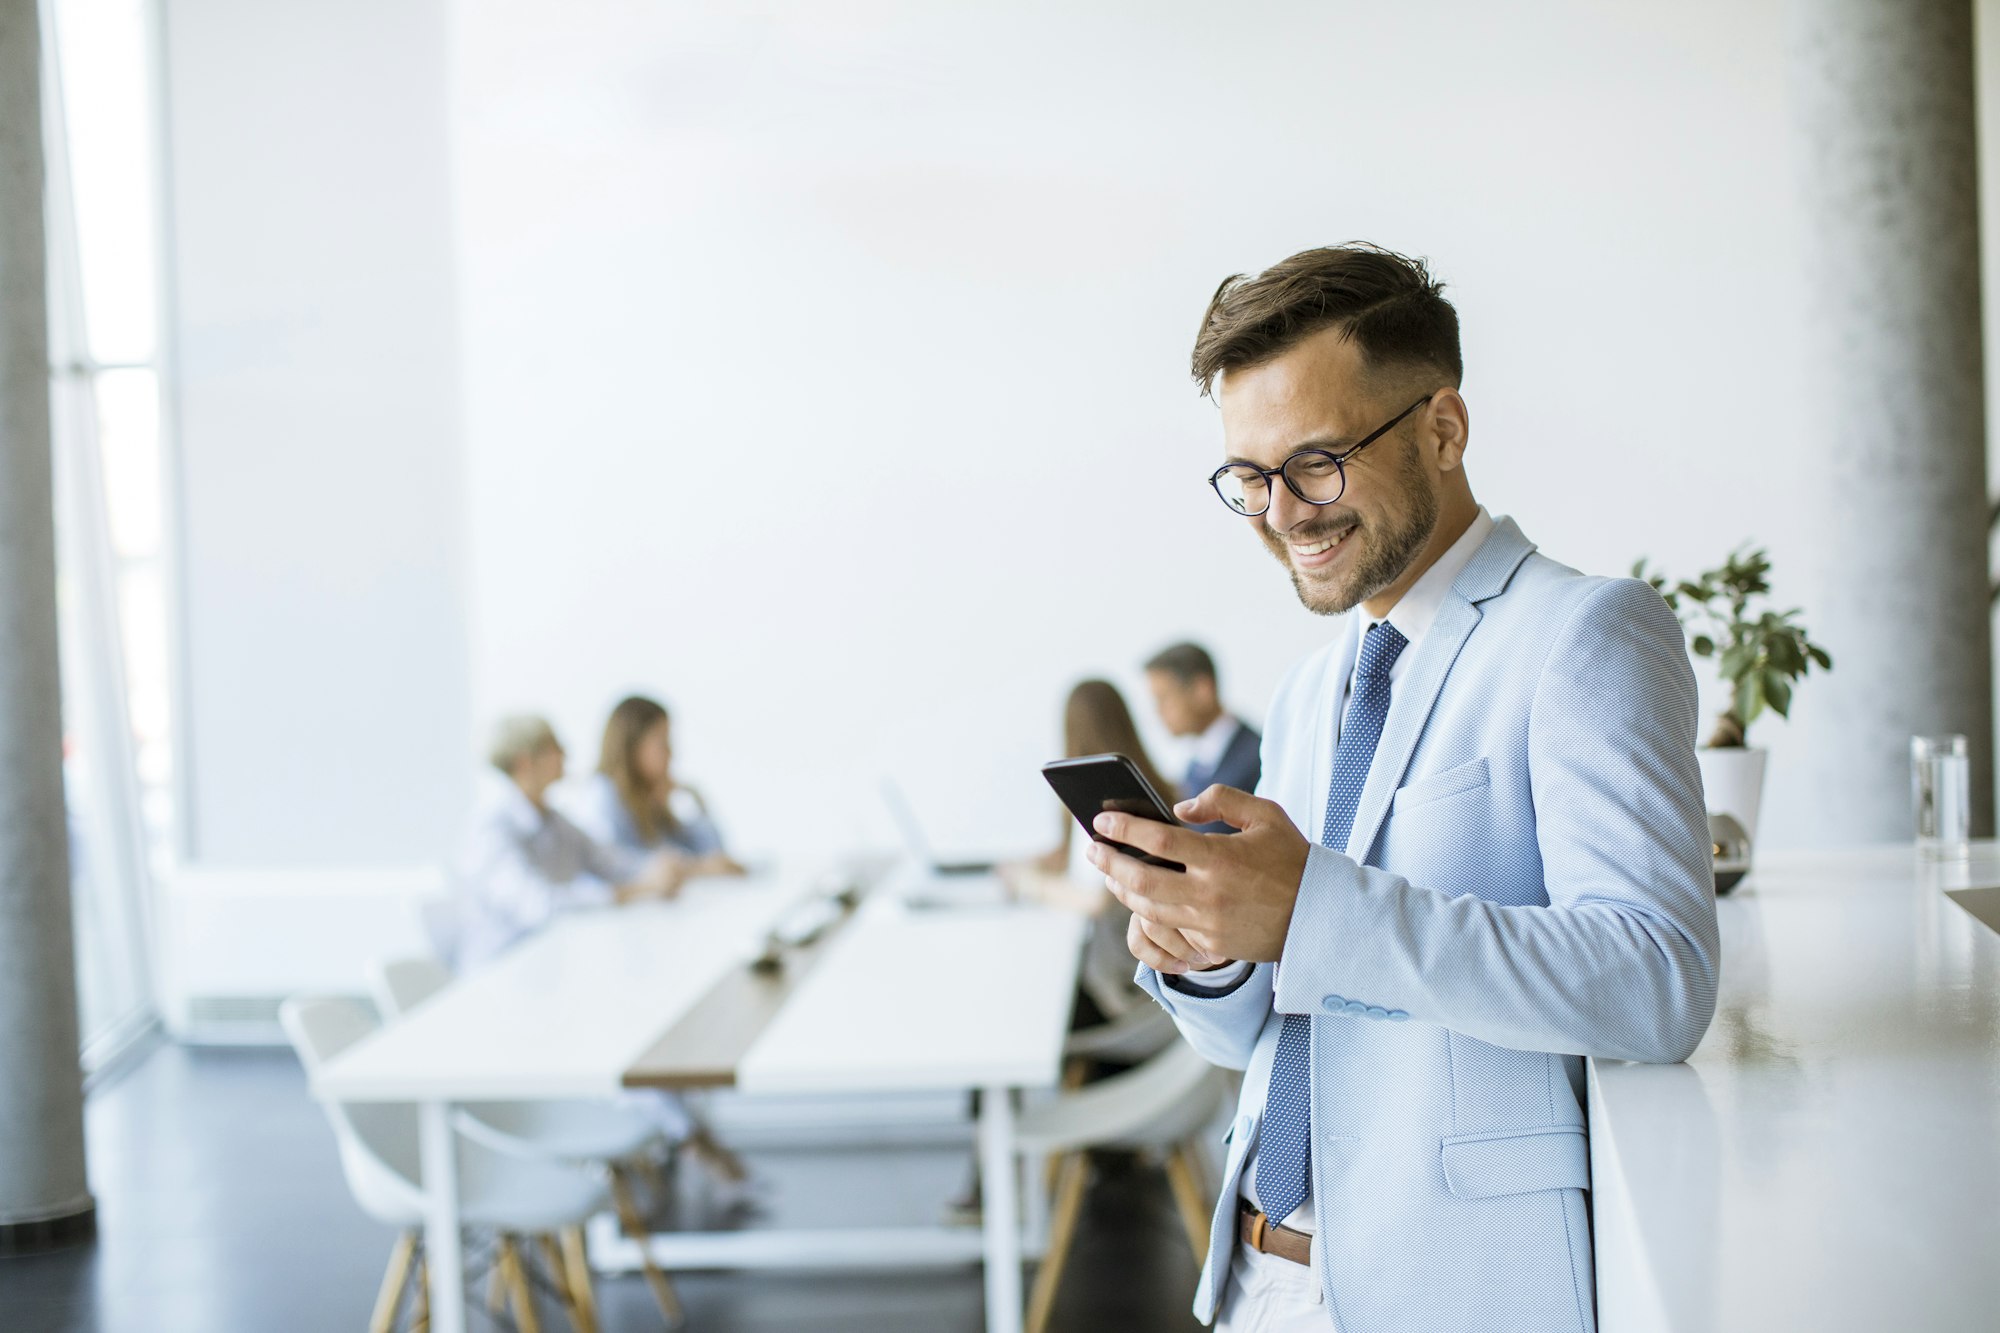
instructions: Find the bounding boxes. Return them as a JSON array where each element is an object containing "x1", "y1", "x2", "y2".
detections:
[
  {"x1": 1391, "y1": 757, "x2": 1490, "y2": 813},
  {"x1": 1439, "y1": 1126, "x2": 1588, "y2": 1199}
]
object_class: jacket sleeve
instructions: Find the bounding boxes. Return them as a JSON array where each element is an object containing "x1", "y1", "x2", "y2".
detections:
[
  {"x1": 1133, "y1": 960, "x2": 1276, "y2": 1071},
  {"x1": 1268, "y1": 578, "x2": 1720, "y2": 1063}
]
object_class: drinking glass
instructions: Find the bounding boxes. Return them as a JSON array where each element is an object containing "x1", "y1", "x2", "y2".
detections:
[{"x1": 1911, "y1": 734, "x2": 1970, "y2": 860}]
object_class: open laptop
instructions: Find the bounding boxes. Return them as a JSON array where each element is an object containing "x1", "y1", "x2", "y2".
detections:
[{"x1": 881, "y1": 779, "x2": 998, "y2": 876}]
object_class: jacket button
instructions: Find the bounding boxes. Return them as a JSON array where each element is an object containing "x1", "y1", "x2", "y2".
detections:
[
  {"x1": 1387, "y1": 1009, "x2": 1410, "y2": 1022},
  {"x1": 1322, "y1": 995, "x2": 1346, "y2": 1012},
  {"x1": 1342, "y1": 1000, "x2": 1370, "y2": 1015},
  {"x1": 1365, "y1": 1006, "x2": 1389, "y2": 1020}
]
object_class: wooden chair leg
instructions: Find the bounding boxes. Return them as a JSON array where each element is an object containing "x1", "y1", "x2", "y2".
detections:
[
  {"x1": 686, "y1": 1124, "x2": 748, "y2": 1184},
  {"x1": 539, "y1": 1233, "x2": 591, "y2": 1333},
  {"x1": 560, "y1": 1225, "x2": 601, "y2": 1333},
  {"x1": 1025, "y1": 1153, "x2": 1090, "y2": 1333},
  {"x1": 498, "y1": 1234, "x2": 544, "y2": 1333},
  {"x1": 611, "y1": 1168, "x2": 687, "y2": 1328},
  {"x1": 1164, "y1": 1142, "x2": 1213, "y2": 1266},
  {"x1": 369, "y1": 1230, "x2": 418, "y2": 1333},
  {"x1": 412, "y1": 1251, "x2": 430, "y2": 1333},
  {"x1": 487, "y1": 1233, "x2": 510, "y2": 1316}
]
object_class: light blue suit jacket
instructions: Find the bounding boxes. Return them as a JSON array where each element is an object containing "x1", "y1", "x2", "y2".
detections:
[{"x1": 1137, "y1": 517, "x2": 1718, "y2": 1333}]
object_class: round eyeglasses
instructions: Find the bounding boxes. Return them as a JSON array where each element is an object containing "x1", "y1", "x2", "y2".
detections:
[{"x1": 1208, "y1": 392, "x2": 1437, "y2": 517}]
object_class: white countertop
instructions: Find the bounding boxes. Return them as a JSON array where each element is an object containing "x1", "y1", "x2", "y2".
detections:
[{"x1": 1590, "y1": 843, "x2": 2000, "y2": 1332}]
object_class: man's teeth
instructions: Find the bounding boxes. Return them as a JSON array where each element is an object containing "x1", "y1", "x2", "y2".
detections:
[{"x1": 1293, "y1": 529, "x2": 1351, "y2": 556}]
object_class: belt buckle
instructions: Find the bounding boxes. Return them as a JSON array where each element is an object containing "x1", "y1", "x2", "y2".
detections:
[{"x1": 1249, "y1": 1208, "x2": 1269, "y2": 1252}]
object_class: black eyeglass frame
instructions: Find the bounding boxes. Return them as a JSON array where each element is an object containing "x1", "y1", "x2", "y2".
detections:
[{"x1": 1207, "y1": 391, "x2": 1439, "y2": 517}]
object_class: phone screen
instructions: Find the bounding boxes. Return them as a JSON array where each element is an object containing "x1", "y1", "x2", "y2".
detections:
[{"x1": 1040, "y1": 753, "x2": 1186, "y2": 871}]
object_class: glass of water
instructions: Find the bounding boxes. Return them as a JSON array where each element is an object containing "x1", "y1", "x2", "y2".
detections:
[{"x1": 1911, "y1": 734, "x2": 1971, "y2": 860}]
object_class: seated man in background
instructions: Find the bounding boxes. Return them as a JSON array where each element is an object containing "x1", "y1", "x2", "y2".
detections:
[
  {"x1": 452, "y1": 714, "x2": 684, "y2": 971},
  {"x1": 1144, "y1": 642, "x2": 1261, "y2": 833},
  {"x1": 566, "y1": 694, "x2": 745, "y2": 883}
]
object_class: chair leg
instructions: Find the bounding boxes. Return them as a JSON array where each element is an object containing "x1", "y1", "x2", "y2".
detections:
[
  {"x1": 412, "y1": 1250, "x2": 430, "y2": 1333},
  {"x1": 370, "y1": 1230, "x2": 418, "y2": 1333},
  {"x1": 1025, "y1": 1152, "x2": 1090, "y2": 1333},
  {"x1": 1164, "y1": 1141, "x2": 1212, "y2": 1266},
  {"x1": 539, "y1": 1233, "x2": 589, "y2": 1333},
  {"x1": 685, "y1": 1123, "x2": 748, "y2": 1184},
  {"x1": 560, "y1": 1225, "x2": 601, "y2": 1333},
  {"x1": 611, "y1": 1168, "x2": 687, "y2": 1328},
  {"x1": 498, "y1": 1234, "x2": 544, "y2": 1333}
]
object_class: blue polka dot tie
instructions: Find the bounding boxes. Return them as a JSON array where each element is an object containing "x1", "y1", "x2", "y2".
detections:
[{"x1": 1255, "y1": 620, "x2": 1408, "y2": 1224}]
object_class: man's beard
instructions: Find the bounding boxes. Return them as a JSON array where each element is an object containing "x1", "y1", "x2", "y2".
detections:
[{"x1": 1264, "y1": 440, "x2": 1440, "y2": 616}]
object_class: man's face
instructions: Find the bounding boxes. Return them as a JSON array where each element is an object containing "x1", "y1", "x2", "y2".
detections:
[
  {"x1": 1147, "y1": 669, "x2": 1217, "y2": 737},
  {"x1": 1216, "y1": 327, "x2": 1442, "y2": 616}
]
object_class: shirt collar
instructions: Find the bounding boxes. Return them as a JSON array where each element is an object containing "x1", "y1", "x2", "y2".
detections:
[
  {"x1": 478, "y1": 769, "x2": 547, "y2": 836},
  {"x1": 1188, "y1": 711, "x2": 1241, "y2": 769},
  {"x1": 1364, "y1": 505, "x2": 1496, "y2": 651}
]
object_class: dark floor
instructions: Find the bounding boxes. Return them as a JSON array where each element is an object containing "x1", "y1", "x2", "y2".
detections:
[{"x1": 0, "y1": 1045, "x2": 1203, "y2": 1332}]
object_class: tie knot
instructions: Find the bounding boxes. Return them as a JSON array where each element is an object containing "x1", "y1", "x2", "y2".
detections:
[{"x1": 1356, "y1": 621, "x2": 1408, "y2": 680}]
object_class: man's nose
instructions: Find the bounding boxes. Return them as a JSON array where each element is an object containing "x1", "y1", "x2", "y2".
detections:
[{"x1": 1265, "y1": 481, "x2": 1315, "y2": 535}]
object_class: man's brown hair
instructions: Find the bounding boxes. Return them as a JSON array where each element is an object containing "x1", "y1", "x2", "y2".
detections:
[{"x1": 1189, "y1": 243, "x2": 1461, "y2": 397}]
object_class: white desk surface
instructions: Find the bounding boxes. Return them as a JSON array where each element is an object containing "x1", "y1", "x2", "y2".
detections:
[
  {"x1": 313, "y1": 877, "x2": 797, "y2": 1102},
  {"x1": 1590, "y1": 844, "x2": 2000, "y2": 1333},
  {"x1": 735, "y1": 898, "x2": 1085, "y2": 1096}
]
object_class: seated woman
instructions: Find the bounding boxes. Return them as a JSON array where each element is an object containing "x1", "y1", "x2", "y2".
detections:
[
  {"x1": 1010, "y1": 678, "x2": 1179, "y2": 1022},
  {"x1": 569, "y1": 695, "x2": 745, "y2": 883},
  {"x1": 459, "y1": 712, "x2": 752, "y2": 1189},
  {"x1": 453, "y1": 714, "x2": 684, "y2": 971}
]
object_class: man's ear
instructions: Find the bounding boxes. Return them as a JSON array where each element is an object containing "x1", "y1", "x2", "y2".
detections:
[{"x1": 1431, "y1": 388, "x2": 1470, "y2": 473}]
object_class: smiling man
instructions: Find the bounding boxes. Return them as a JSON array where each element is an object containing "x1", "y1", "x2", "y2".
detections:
[{"x1": 1087, "y1": 245, "x2": 1719, "y2": 1333}]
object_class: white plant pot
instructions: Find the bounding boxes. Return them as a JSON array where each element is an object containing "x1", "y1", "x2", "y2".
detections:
[{"x1": 1697, "y1": 746, "x2": 1768, "y2": 847}]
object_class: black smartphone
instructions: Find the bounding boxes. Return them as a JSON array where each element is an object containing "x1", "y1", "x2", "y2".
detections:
[{"x1": 1040, "y1": 753, "x2": 1187, "y2": 872}]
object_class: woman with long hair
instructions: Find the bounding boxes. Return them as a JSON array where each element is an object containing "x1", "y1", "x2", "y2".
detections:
[
  {"x1": 1013, "y1": 678, "x2": 1178, "y2": 1021},
  {"x1": 1039, "y1": 678, "x2": 1179, "y2": 877},
  {"x1": 570, "y1": 694, "x2": 744, "y2": 881}
]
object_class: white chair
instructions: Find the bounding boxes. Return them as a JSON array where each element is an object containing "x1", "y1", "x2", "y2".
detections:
[
  {"x1": 1014, "y1": 1038, "x2": 1235, "y2": 1333},
  {"x1": 282, "y1": 996, "x2": 611, "y2": 1333},
  {"x1": 369, "y1": 955, "x2": 689, "y2": 1326},
  {"x1": 1062, "y1": 1000, "x2": 1179, "y2": 1066}
]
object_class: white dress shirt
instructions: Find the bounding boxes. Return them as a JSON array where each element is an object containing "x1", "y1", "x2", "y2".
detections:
[
  {"x1": 1174, "y1": 506, "x2": 1497, "y2": 1232},
  {"x1": 451, "y1": 771, "x2": 626, "y2": 970},
  {"x1": 1185, "y1": 711, "x2": 1247, "y2": 782}
]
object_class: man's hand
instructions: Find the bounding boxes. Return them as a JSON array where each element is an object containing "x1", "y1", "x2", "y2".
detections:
[
  {"x1": 1088, "y1": 785, "x2": 1312, "y2": 968},
  {"x1": 1125, "y1": 911, "x2": 1230, "y2": 975}
]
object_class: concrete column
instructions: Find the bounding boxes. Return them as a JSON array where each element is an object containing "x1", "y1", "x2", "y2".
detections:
[
  {"x1": 0, "y1": 0, "x2": 94, "y2": 1250},
  {"x1": 1793, "y1": 0, "x2": 1995, "y2": 841}
]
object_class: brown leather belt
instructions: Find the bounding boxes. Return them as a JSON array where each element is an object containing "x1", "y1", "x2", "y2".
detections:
[{"x1": 1237, "y1": 1199, "x2": 1312, "y2": 1266}]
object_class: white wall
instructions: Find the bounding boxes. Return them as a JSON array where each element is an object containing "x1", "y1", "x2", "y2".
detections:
[
  {"x1": 451, "y1": 0, "x2": 1823, "y2": 858},
  {"x1": 164, "y1": 0, "x2": 471, "y2": 864}
]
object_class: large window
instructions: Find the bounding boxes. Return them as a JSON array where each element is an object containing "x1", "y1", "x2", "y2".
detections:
[{"x1": 43, "y1": 0, "x2": 175, "y2": 1073}]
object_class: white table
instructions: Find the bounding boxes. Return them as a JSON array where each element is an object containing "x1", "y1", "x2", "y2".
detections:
[
  {"x1": 1590, "y1": 844, "x2": 2000, "y2": 1332},
  {"x1": 312, "y1": 877, "x2": 799, "y2": 1333},
  {"x1": 311, "y1": 877, "x2": 1084, "y2": 1333},
  {"x1": 739, "y1": 898, "x2": 1085, "y2": 1333}
]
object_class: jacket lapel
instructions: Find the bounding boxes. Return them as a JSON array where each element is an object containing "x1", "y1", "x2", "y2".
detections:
[{"x1": 1342, "y1": 517, "x2": 1537, "y2": 862}]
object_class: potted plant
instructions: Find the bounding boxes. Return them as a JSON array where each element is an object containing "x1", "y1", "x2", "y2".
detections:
[{"x1": 1633, "y1": 548, "x2": 1832, "y2": 870}]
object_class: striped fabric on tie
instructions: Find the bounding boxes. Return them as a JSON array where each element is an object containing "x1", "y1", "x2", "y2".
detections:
[{"x1": 1255, "y1": 620, "x2": 1408, "y2": 1224}]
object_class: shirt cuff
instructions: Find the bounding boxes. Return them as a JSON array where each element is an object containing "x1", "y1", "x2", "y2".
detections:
[{"x1": 1165, "y1": 959, "x2": 1252, "y2": 995}]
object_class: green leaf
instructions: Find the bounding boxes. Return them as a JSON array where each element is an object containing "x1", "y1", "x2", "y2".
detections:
[
  {"x1": 1764, "y1": 669, "x2": 1793, "y2": 719},
  {"x1": 1738, "y1": 669, "x2": 1766, "y2": 728},
  {"x1": 1808, "y1": 645, "x2": 1832, "y2": 670},
  {"x1": 1766, "y1": 635, "x2": 1804, "y2": 677},
  {"x1": 1691, "y1": 634, "x2": 1715, "y2": 657}
]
